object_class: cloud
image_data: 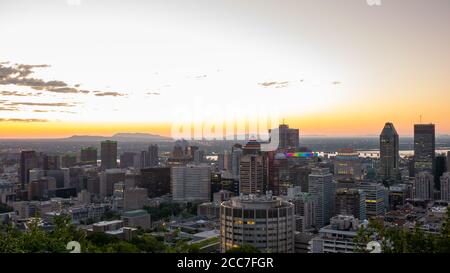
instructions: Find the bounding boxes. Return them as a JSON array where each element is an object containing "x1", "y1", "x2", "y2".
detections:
[
  {"x1": 332, "y1": 81, "x2": 342, "y2": 85},
  {"x1": 0, "y1": 118, "x2": 48, "y2": 123},
  {"x1": 258, "y1": 81, "x2": 289, "y2": 88},
  {"x1": 0, "y1": 106, "x2": 20, "y2": 111},
  {"x1": 94, "y1": 91, "x2": 125, "y2": 97},
  {"x1": 6, "y1": 102, "x2": 76, "y2": 107},
  {"x1": 0, "y1": 91, "x2": 42, "y2": 97},
  {"x1": 0, "y1": 62, "x2": 125, "y2": 96}
]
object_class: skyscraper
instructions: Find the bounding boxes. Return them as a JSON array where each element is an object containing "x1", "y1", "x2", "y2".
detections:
[
  {"x1": 171, "y1": 165, "x2": 211, "y2": 202},
  {"x1": 231, "y1": 144, "x2": 243, "y2": 178},
  {"x1": 333, "y1": 148, "x2": 363, "y2": 181},
  {"x1": 334, "y1": 188, "x2": 366, "y2": 220},
  {"x1": 80, "y1": 147, "x2": 97, "y2": 164},
  {"x1": 147, "y1": 144, "x2": 159, "y2": 167},
  {"x1": 275, "y1": 124, "x2": 300, "y2": 150},
  {"x1": 413, "y1": 172, "x2": 434, "y2": 200},
  {"x1": 414, "y1": 124, "x2": 435, "y2": 175},
  {"x1": 308, "y1": 168, "x2": 334, "y2": 228},
  {"x1": 435, "y1": 155, "x2": 448, "y2": 191},
  {"x1": 101, "y1": 140, "x2": 118, "y2": 169},
  {"x1": 239, "y1": 154, "x2": 264, "y2": 195},
  {"x1": 447, "y1": 152, "x2": 450, "y2": 174},
  {"x1": 379, "y1": 122, "x2": 399, "y2": 181},
  {"x1": 19, "y1": 151, "x2": 38, "y2": 189}
]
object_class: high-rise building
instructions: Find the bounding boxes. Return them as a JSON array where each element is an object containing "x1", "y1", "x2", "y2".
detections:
[
  {"x1": 379, "y1": 122, "x2": 400, "y2": 181},
  {"x1": 147, "y1": 144, "x2": 159, "y2": 167},
  {"x1": 80, "y1": 147, "x2": 97, "y2": 164},
  {"x1": 193, "y1": 150, "x2": 205, "y2": 164},
  {"x1": 101, "y1": 140, "x2": 118, "y2": 169},
  {"x1": 120, "y1": 152, "x2": 136, "y2": 169},
  {"x1": 284, "y1": 187, "x2": 316, "y2": 232},
  {"x1": 334, "y1": 188, "x2": 366, "y2": 220},
  {"x1": 43, "y1": 155, "x2": 60, "y2": 170},
  {"x1": 447, "y1": 152, "x2": 450, "y2": 174},
  {"x1": 19, "y1": 151, "x2": 39, "y2": 189},
  {"x1": 217, "y1": 151, "x2": 232, "y2": 171},
  {"x1": 435, "y1": 155, "x2": 448, "y2": 191},
  {"x1": 358, "y1": 182, "x2": 385, "y2": 217},
  {"x1": 61, "y1": 154, "x2": 77, "y2": 168},
  {"x1": 413, "y1": 172, "x2": 434, "y2": 200},
  {"x1": 138, "y1": 167, "x2": 171, "y2": 198},
  {"x1": 220, "y1": 194, "x2": 295, "y2": 253},
  {"x1": 333, "y1": 149, "x2": 363, "y2": 181},
  {"x1": 171, "y1": 165, "x2": 211, "y2": 202},
  {"x1": 239, "y1": 154, "x2": 264, "y2": 195},
  {"x1": 99, "y1": 169, "x2": 126, "y2": 198},
  {"x1": 414, "y1": 124, "x2": 435, "y2": 175},
  {"x1": 272, "y1": 124, "x2": 299, "y2": 150},
  {"x1": 231, "y1": 144, "x2": 243, "y2": 178},
  {"x1": 308, "y1": 168, "x2": 334, "y2": 228},
  {"x1": 440, "y1": 172, "x2": 450, "y2": 201}
]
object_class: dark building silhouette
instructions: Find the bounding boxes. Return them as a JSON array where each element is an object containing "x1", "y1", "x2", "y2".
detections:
[
  {"x1": 80, "y1": 147, "x2": 97, "y2": 164},
  {"x1": 101, "y1": 140, "x2": 118, "y2": 169},
  {"x1": 138, "y1": 168, "x2": 170, "y2": 198},
  {"x1": 379, "y1": 122, "x2": 400, "y2": 182},
  {"x1": 19, "y1": 151, "x2": 38, "y2": 189},
  {"x1": 435, "y1": 155, "x2": 447, "y2": 190},
  {"x1": 414, "y1": 124, "x2": 435, "y2": 176}
]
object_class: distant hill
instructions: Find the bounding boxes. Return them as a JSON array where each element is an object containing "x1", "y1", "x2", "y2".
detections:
[{"x1": 60, "y1": 133, "x2": 172, "y2": 142}]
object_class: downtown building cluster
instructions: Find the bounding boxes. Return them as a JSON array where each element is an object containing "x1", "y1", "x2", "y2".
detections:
[{"x1": 0, "y1": 122, "x2": 449, "y2": 253}]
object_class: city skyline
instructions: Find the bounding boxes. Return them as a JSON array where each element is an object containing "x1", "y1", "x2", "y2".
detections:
[{"x1": 1, "y1": 0, "x2": 450, "y2": 138}]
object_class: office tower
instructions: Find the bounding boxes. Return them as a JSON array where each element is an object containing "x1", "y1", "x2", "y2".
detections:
[
  {"x1": 309, "y1": 215, "x2": 366, "y2": 253},
  {"x1": 308, "y1": 168, "x2": 334, "y2": 228},
  {"x1": 435, "y1": 155, "x2": 447, "y2": 191},
  {"x1": 19, "y1": 151, "x2": 39, "y2": 189},
  {"x1": 284, "y1": 187, "x2": 316, "y2": 232},
  {"x1": 388, "y1": 184, "x2": 409, "y2": 210},
  {"x1": 101, "y1": 140, "x2": 118, "y2": 169},
  {"x1": 80, "y1": 147, "x2": 97, "y2": 164},
  {"x1": 379, "y1": 122, "x2": 400, "y2": 181},
  {"x1": 231, "y1": 144, "x2": 243, "y2": 177},
  {"x1": 124, "y1": 187, "x2": 148, "y2": 211},
  {"x1": 289, "y1": 166, "x2": 311, "y2": 193},
  {"x1": 333, "y1": 149, "x2": 363, "y2": 181},
  {"x1": 266, "y1": 152, "x2": 291, "y2": 196},
  {"x1": 99, "y1": 169, "x2": 126, "y2": 198},
  {"x1": 43, "y1": 155, "x2": 60, "y2": 170},
  {"x1": 273, "y1": 123, "x2": 299, "y2": 150},
  {"x1": 413, "y1": 172, "x2": 434, "y2": 200},
  {"x1": 220, "y1": 194, "x2": 295, "y2": 253},
  {"x1": 414, "y1": 124, "x2": 435, "y2": 175},
  {"x1": 138, "y1": 167, "x2": 171, "y2": 198},
  {"x1": 441, "y1": 172, "x2": 450, "y2": 201},
  {"x1": 27, "y1": 177, "x2": 57, "y2": 200},
  {"x1": 358, "y1": 182, "x2": 385, "y2": 217},
  {"x1": 239, "y1": 154, "x2": 264, "y2": 195},
  {"x1": 61, "y1": 154, "x2": 77, "y2": 168},
  {"x1": 217, "y1": 151, "x2": 231, "y2": 171},
  {"x1": 171, "y1": 165, "x2": 211, "y2": 202},
  {"x1": 147, "y1": 144, "x2": 159, "y2": 167},
  {"x1": 447, "y1": 152, "x2": 450, "y2": 174},
  {"x1": 334, "y1": 188, "x2": 366, "y2": 220},
  {"x1": 120, "y1": 152, "x2": 136, "y2": 168}
]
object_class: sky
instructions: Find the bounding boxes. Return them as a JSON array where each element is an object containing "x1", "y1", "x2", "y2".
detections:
[{"x1": 0, "y1": 0, "x2": 450, "y2": 138}]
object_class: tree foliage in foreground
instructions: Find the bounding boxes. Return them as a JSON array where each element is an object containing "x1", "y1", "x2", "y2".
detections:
[{"x1": 354, "y1": 206, "x2": 450, "y2": 253}]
